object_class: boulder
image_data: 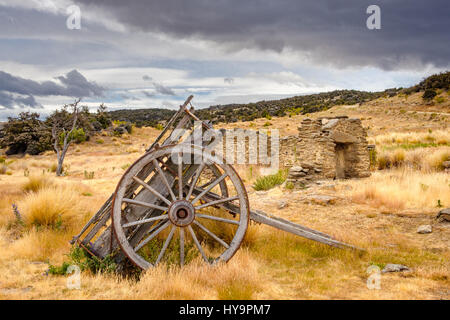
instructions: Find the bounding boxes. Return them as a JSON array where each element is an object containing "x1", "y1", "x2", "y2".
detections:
[
  {"x1": 382, "y1": 264, "x2": 410, "y2": 273},
  {"x1": 436, "y1": 208, "x2": 450, "y2": 222},
  {"x1": 417, "y1": 225, "x2": 432, "y2": 234}
]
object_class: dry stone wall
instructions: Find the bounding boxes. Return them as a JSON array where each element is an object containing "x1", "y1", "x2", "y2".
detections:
[{"x1": 280, "y1": 116, "x2": 370, "y2": 187}]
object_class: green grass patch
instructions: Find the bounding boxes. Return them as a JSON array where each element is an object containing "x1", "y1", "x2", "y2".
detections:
[
  {"x1": 48, "y1": 245, "x2": 117, "y2": 275},
  {"x1": 252, "y1": 169, "x2": 287, "y2": 191}
]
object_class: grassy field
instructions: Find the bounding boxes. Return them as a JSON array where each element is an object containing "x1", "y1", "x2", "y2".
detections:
[{"x1": 0, "y1": 92, "x2": 449, "y2": 300}]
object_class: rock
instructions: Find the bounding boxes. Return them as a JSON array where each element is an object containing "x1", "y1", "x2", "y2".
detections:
[
  {"x1": 442, "y1": 161, "x2": 450, "y2": 169},
  {"x1": 314, "y1": 168, "x2": 322, "y2": 173},
  {"x1": 382, "y1": 264, "x2": 410, "y2": 273},
  {"x1": 290, "y1": 172, "x2": 306, "y2": 177},
  {"x1": 255, "y1": 191, "x2": 267, "y2": 195},
  {"x1": 330, "y1": 131, "x2": 357, "y2": 144},
  {"x1": 321, "y1": 118, "x2": 339, "y2": 130},
  {"x1": 289, "y1": 166, "x2": 303, "y2": 172},
  {"x1": 300, "y1": 163, "x2": 314, "y2": 169},
  {"x1": 302, "y1": 168, "x2": 310, "y2": 173},
  {"x1": 417, "y1": 225, "x2": 432, "y2": 234},
  {"x1": 278, "y1": 200, "x2": 288, "y2": 209},
  {"x1": 307, "y1": 194, "x2": 337, "y2": 205},
  {"x1": 436, "y1": 208, "x2": 450, "y2": 222}
]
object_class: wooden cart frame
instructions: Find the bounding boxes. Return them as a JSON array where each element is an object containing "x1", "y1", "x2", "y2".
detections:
[{"x1": 71, "y1": 96, "x2": 360, "y2": 270}]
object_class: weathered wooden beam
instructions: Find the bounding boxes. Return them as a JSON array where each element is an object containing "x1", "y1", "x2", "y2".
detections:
[{"x1": 192, "y1": 188, "x2": 363, "y2": 251}]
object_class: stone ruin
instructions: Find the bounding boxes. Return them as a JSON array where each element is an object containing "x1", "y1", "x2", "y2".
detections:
[{"x1": 280, "y1": 116, "x2": 371, "y2": 188}]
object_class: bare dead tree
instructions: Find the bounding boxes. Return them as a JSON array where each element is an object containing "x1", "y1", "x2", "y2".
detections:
[{"x1": 51, "y1": 98, "x2": 81, "y2": 176}]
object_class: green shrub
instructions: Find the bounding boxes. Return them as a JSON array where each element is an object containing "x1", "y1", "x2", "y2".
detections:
[
  {"x1": 48, "y1": 246, "x2": 117, "y2": 276},
  {"x1": 48, "y1": 261, "x2": 71, "y2": 275},
  {"x1": 422, "y1": 89, "x2": 437, "y2": 101},
  {"x1": 253, "y1": 169, "x2": 287, "y2": 191},
  {"x1": 285, "y1": 181, "x2": 294, "y2": 190},
  {"x1": 59, "y1": 128, "x2": 86, "y2": 145}
]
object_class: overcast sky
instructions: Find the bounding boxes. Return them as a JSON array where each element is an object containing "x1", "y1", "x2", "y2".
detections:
[{"x1": 0, "y1": 0, "x2": 448, "y2": 119}]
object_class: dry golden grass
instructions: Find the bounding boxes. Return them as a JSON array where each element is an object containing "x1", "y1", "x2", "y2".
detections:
[
  {"x1": 6, "y1": 228, "x2": 72, "y2": 262},
  {"x1": 369, "y1": 129, "x2": 450, "y2": 146},
  {"x1": 19, "y1": 186, "x2": 92, "y2": 229},
  {"x1": 22, "y1": 175, "x2": 56, "y2": 193},
  {"x1": 376, "y1": 146, "x2": 449, "y2": 171},
  {"x1": 348, "y1": 169, "x2": 450, "y2": 212},
  {"x1": 0, "y1": 97, "x2": 449, "y2": 300}
]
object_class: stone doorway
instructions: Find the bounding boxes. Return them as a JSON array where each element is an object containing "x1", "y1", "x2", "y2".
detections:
[{"x1": 335, "y1": 143, "x2": 347, "y2": 179}]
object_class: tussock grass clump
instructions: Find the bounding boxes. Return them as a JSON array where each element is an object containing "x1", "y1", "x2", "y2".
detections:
[
  {"x1": 20, "y1": 186, "x2": 89, "y2": 229},
  {"x1": 0, "y1": 164, "x2": 8, "y2": 174},
  {"x1": 9, "y1": 228, "x2": 70, "y2": 261},
  {"x1": 427, "y1": 148, "x2": 450, "y2": 170},
  {"x1": 22, "y1": 175, "x2": 55, "y2": 193},
  {"x1": 252, "y1": 169, "x2": 287, "y2": 191}
]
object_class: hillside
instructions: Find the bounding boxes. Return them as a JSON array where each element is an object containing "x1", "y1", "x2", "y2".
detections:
[
  {"x1": 108, "y1": 89, "x2": 399, "y2": 126},
  {"x1": 108, "y1": 72, "x2": 449, "y2": 127}
]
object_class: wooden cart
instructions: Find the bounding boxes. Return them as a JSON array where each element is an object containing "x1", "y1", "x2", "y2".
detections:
[{"x1": 71, "y1": 96, "x2": 359, "y2": 270}]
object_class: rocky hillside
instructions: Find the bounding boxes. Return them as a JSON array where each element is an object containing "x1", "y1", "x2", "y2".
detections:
[{"x1": 107, "y1": 71, "x2": 448, "y2": 127}]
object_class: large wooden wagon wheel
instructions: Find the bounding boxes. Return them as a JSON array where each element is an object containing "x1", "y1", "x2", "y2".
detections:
[{"x1": 112, "y1": 144, "x2": 249, "y2": 269}]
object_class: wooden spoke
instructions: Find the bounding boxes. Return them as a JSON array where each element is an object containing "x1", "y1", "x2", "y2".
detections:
[
  {"x1": 135, "y1": 220, "x2": 170, "y2": 252},
  {"x1": 179, "y1": 227, "x2": 185, "y2": 266},
  {"x1": 198, "y1": 178, "x2": 215, "y2": 189},
  {"x1": 178, "y1": 152, "x2": 183, "y2": 200},
  {"x1": 195, "y1": 213, "x2": 239, "y2": 225},
  {"x1": 191, "y1": 173, "x2": 228, "y2": 205},
  {"x1": 122, "y1": 215, "x2": 168, "y2": 228},
  {"x1": 193, "y1": 220, "x2": 229, "y2": 249},
  {"x1": 152, "y1": 159, "x2": 177, "y2": 201},
  {"x1": 195, "y1": 196, "x2": 239, "y2": 210},
  {"x1": 122, "y1": 198, "x2": 168, "y2": 212},
  {"x1": 188, "y1": 225, "x2": 208, "y2": 262},
  {"x1": 185, "y1": 162, "x2": 206, "y2": 201},
  {"x1": 132, "y1": 176, "x2": 172, "y2": 206},
  {"x1": 155, "y1": 225, "x2": 176, "y2": 266}
]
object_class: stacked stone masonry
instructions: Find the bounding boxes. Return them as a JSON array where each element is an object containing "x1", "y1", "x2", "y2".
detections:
[{"x1": 280, "y1": 116, "x2": 371, "y2": 187}]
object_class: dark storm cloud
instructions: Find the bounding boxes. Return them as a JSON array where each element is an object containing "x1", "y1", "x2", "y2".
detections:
[
  {"x1": 0, "y1": 69, "x2": 104, "y2": 109},
  {"x1": 0, "y1": 91, "x2": 40, "y2": 109},
  {"x1": 74, "y1": 0, "x2": 450, "y2": 70}
]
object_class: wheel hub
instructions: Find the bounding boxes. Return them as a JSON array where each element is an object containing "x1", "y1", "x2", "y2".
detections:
[{"x1": 168, "y1": 200, "x2": 195, "y2": 227}]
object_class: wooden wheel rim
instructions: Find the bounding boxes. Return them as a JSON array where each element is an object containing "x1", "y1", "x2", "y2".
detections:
[{"x1": 112, "y1": 144, "x2": 249, "y2": 270}]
